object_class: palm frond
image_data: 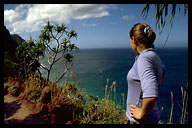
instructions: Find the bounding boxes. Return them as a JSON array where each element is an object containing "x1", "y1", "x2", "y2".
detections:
[{"x1": 140, "y1": 4, "x2": 187, "y2": 47}]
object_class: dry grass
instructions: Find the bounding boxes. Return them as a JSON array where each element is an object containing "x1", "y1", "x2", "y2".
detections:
[
  {"x1": 4, "y1": 74, "x2": 128, "y2": 124},
  {"x1": 167, "y1": 85, "x2": 188, "y2": 124}
]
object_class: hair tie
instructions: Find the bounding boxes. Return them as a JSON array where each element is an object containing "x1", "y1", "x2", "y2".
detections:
[{"x1": 144, "y1": 26, "x2": 151, "y2": 35}]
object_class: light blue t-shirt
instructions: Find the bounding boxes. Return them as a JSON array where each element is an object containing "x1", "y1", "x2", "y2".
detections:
[{"x1": 126, "y1": 48, "x2": 165, "y2": 124}]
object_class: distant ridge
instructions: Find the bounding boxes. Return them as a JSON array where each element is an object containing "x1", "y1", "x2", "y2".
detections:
[
  {"x1": 11, "y1": 34, "x2": 25, "y2": 46},
  {"x1": 4, "y1": 25, "x2": 40, "y2": 75}
]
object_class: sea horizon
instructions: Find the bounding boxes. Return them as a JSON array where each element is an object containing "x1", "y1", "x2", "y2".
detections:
[{"x1": 76, "y1": 46, "x2": 188, "y2": 50}]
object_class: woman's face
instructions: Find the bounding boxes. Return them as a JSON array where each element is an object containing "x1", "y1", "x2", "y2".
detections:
[{"x1": 130, "y1": 37, "x2": 138, "y2": 53}]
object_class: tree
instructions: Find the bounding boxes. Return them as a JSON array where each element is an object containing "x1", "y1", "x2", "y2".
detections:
[
  {"x1": 141, "y1": 4, "x2": 188, "y2": 47},
  {"x1": 16, "y1": 36, "x2": 46, "y2": 79},
  {"x1": 39, "y1": 21, "x2": 79, "y2": 84}
]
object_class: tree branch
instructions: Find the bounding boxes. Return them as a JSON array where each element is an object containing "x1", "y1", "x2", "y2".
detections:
[
  {"x1": 39, "y1": 63, "x2": 49, "y2": 71},
  {"x1": 55, "y1": 62, "x2": 73, "y2": 84},
  {"x1": 29, "y1": 59, "x2": 36, "y2": 66},
  {"x1": 48, "y1": 56, "x2": 53, "y2": 65},
  {"x1": 58, "y1": 31, "x2": 64, "y2": 41},
  {"x1": 54, "y1": 54, "x2": 64, "y2": 63},
  {"x1": 44, "y1": 40, "x2": 55, "y2": 53}
]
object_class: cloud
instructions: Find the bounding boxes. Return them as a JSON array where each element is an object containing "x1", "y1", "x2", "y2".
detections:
[
  {"x1": 122, "y1": 15, "x2": 135, "y2": 21},
  {"x1": 82, "y1": 23, "x2": 97, "y2": 27},
  {"x1": 4, "y1": 4, "x2": 113, "y2": 34},
  {"x1": 8, "y1": 20, "x2": 45, "y2": 34},
  {"x1": 4, "y1": 9, "x2": 20, "y2": 22}
]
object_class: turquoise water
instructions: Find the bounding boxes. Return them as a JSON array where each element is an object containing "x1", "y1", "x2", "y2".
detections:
[{"x1": 39, "y1": 47, "x2": 188, "y2": 124}]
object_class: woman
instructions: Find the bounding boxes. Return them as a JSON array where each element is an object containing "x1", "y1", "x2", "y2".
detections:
[{"x1": 126, "y1": 23, "x2": 165, "y2": 124}]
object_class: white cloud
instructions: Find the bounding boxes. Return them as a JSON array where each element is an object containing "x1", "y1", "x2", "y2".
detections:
[
  {"x1": 4, "y1": 9, "x2": 20, "y2": 22},
  {"x1": 8, "y1": 20, "x2": 44, "y2": 34},
  {"x1": 4, "y1": 4, "x2": 113, "y2": 34},
  {"x1": 122, "y1": 15, "x2": 135, "y2": 21}
]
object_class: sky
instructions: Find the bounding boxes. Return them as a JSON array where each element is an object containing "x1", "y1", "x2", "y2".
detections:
[{"x1": 4, "y1": 4, "x2": 188, "y2": 49}]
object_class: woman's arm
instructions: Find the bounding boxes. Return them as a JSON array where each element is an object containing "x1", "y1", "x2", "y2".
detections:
[
  {"x1": 161, "y1": 74, "x2": 165, "y2": 83},
  {"x1": 161, "y1": 64, "x2": 166, "y2": 83},
  {"x1": 130, "y1": 97, "x2": 157, "y2": 121},
  {"x1": 132, "y1": 56, "x2": 162, "y2": 121}
]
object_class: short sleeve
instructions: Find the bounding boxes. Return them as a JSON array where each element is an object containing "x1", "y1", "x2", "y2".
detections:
[{"x1": 137, "y1": 57, "x2": 158, "y2": 98}]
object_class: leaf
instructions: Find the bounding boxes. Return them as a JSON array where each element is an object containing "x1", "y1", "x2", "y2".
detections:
[
  {"x1": 184, "y1": 4, "x2": 188, "y2": 16},
  {"x1": 140, "y1": 4, "x2": 188, "y2": 48},
  {"x1": 53, "y1": 47, "x2": 56, "y2": 52},
  {"x1": 179, "y1": 4, "x2": 181, "y2": 12},
  {"x1": 55, "y1": 24, "x2": 62, "y2": 33},
  {"x1": 155, "y1": 4, "x2": 161, "y2": 30},
  {"x1": 141, "y1": 4, "x2": 150, "y2": 19},
  {"x1": 61, "y1": 24, "x2": 68, "y2": 32}
]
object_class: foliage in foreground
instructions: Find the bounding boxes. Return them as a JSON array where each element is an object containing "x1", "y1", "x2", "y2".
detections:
[{"x1": 4, "y1": 74, "x2": 128, "y2": 124}]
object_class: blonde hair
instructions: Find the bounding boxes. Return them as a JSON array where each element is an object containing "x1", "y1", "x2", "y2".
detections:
[{"x1": 129, "y1": 23, "x2": 156, "y2": 48}]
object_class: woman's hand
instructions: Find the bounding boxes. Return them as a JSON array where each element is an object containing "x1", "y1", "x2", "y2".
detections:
[
  {"x1": 130, "y1": 97, "x2": 157, "y2": 121},
  {"x1": 130, "y1": 105, "x2": 145, "y2": 120}
]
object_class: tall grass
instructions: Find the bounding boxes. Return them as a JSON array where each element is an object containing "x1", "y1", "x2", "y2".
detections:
[
  {"x1": 4, "y1": 73, "x2": 128, "y2": 124},
  {"x1": 168, "y1": 92, "x2": 174, "y2": 124},
  {"x1": 180, "y1": 85, "x2": 188, "y2": 124},
  {"x1": 74, "y1": 77, "x2": 127, "y2": 124},
  {"x1": 167, "y1": 84, "x2": 188, "y2": 124}
]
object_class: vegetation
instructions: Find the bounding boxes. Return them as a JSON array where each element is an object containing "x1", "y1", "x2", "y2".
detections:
[
  {"x1": 4, "y1": 26, "x2": 23, "y2": 80},
  {"x1": 4, "y1": 74, "x2": 128, "y2": 124},
  {"x1": 16, "y1": 37, "x2": 46, "y2": 79},
  {"x1": 4, "y1": 57, "x2": 21, "y2": 81},
  {"x1": 5, "y1": 21, "x2": 79, "y2": 85},
  {"x1": 141, "y1": 4, "x2": 188, "y2": 47},
  {"x1": 38, "y1": 21, "x2": 79, "y2": 84},
  {"x1": 11, "y1": 34, "x2": 25, "y2": 46}
]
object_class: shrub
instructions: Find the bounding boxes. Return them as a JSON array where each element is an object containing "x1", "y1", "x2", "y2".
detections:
[
  {"x1": 40, "y1": 86, "x2": 52, "y2": 104},
  {"x1": 75, "y1": 95, "x2": 127, "y2": 124},
  {"x1": 4, "y1": 77, "x2": 24, "y2": 97},
  {"x1": 4, "y1": 75, "x2": 128, "y2": 124}
]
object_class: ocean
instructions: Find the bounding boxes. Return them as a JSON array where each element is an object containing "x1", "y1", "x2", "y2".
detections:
[{"x1": 39, "y1": 47, "x2": 188, "y2": 124}]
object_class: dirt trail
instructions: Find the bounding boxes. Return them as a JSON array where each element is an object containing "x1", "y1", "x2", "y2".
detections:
[{"x1": 4, "y1": 94, "x2": 43, "y2": 124}]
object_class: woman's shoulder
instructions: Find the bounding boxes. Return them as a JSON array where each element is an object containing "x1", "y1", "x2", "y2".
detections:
[
  {"x1": 140, "y1": 49, "x2": 158, "y2": 59},
  {"x1": 138, "y1": 50, "x2": 160, "y2": 64}
]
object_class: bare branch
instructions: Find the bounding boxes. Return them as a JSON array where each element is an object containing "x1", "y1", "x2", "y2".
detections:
[
  {"x1": 54, "y1": 55, "x2": 64, "y2": 63},
  {"x1": 48, "y1": 56, "x2": 53, "y2": 65},
  {"x1": 28, "y1": 57, "x2": 49, "y2": 71},
  {"x1": 29, "y1": 59, "x2": 36, "y2": 66},
  {"x1": 39, "y1": 21, "x2": 78, "y2": 84},
  {"x1": 50, "y1": 30, "x2": 64, "y2": 47},
  {"x1": 39, "y1": 63, "x2": 49, "y2": 71},
  {"x1": 58, "y1": 31, "x2": 64, "y2": 41},
  {"x1": 44, "y1": 40, "x2": 55, "y2": 53},
  {"x1": 55, "y1": 61, "x2": 73, "y2": 84},
  {"x1": 55, "y1": 31, "x2": 59, "y2": 38}
]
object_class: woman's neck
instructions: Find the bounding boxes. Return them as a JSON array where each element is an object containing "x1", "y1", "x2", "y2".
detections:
[{"x1": 137, "y1": 45, "x2": 150, "y2": 54}]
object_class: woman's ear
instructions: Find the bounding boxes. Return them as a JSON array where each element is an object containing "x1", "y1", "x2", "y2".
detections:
[{"x1": 132, "y1": 37, "x2": 138, "y2": 46}]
